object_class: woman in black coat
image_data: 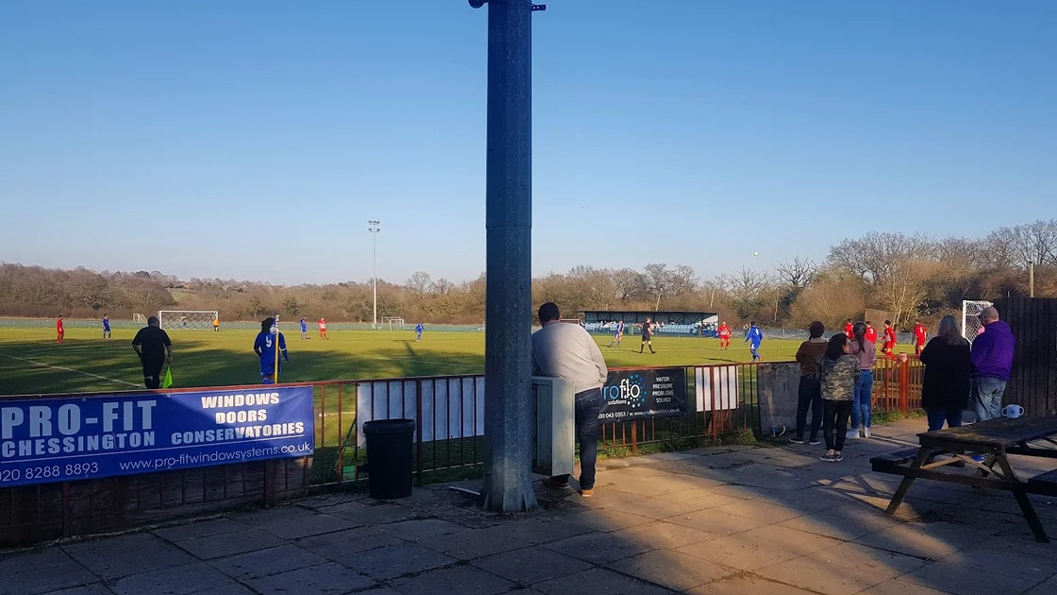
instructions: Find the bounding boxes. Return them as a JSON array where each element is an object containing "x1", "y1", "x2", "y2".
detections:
[{"x1": 919, "y1": 315, "x2": 973, "y2": 431}]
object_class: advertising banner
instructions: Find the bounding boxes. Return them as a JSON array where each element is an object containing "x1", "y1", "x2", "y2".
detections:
[
  {"x1": 0, "y1": 386, "x2": 315, "y2": 488},
  {"x1": 599, "y1": 368, "x2": 687, "y2": 422}
]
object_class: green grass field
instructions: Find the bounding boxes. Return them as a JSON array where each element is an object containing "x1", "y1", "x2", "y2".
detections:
[{"x1": 0, "y1": 326, "x2": 824, "y2": 396}]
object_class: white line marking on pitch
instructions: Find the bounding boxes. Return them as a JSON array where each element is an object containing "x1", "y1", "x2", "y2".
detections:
[{"x1": 0, "y1": 352, "x2": 140, "y2": 388}]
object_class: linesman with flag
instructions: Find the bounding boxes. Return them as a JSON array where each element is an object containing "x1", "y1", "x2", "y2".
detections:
[{"x1": 254, "y1": 316, "x2": 289, "y2": 384}]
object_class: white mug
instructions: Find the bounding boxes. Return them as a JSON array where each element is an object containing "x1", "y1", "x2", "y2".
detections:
[{"x1": 1002, "y1": 404, "x2": 1024, "y2": 419}]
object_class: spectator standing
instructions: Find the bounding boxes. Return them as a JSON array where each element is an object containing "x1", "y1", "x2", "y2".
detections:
[
  {"x1": 791, "y1": 321, "x2": 827, "y2": 445},
  {"x1": 819, "y1": 333, "x2": 862, "y2": 462},
  {"x1": 920, "y1": 315, "x2": 972, "y2": 431},
  {"x1": 532, "y1": 302, "x2": 608, "y2": 497},
  {"x1": 132, "y1": 316, "x2": 172, "y2": 389},
  {"x1": 970, "y1": 306, "x2": 1016, "y2": 421},
  {"x1": 848, "y1": 322, "x2": 876, "y2": 439}
]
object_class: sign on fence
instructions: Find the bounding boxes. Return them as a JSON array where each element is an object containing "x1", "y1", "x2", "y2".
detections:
[
  {"x1": 600, "y1": 368, "x2": 687, "y2": 422},
  {"x1": 356, "y1": 376, "x2": 486, "y2": 448},
  {"x1": 0, "y1": 386, "x2": 315, "y2": 488},
  {"x1": 695, "y1": 365, "x2": 739, "y2": 412}
]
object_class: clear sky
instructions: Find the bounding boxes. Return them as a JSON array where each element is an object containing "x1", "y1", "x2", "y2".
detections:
[{"x1": 1, "y1": 1, "x2": 1054, "y2": 285}]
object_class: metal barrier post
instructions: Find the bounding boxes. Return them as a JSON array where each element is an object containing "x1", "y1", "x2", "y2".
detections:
[{"x1": 899, "y1": 358, "x2": 910, "y2": 415}]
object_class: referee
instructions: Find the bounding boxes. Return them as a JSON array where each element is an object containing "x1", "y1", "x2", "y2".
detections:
[{"x1": 132, "y1": 316, "x2": 173, "y2": 389}]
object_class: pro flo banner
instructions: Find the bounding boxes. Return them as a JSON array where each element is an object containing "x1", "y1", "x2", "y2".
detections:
[
  {"x1": 0, "y1": 386, "x2": 314, "y2": 488},
  {"x1": 599, "y1": 367, "x2": 687, "y2": 422}
]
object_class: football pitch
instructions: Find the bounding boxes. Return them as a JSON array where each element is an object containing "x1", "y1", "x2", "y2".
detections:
[{"x1": 0, "y1": 325, "x2": 827, "y2": 396}]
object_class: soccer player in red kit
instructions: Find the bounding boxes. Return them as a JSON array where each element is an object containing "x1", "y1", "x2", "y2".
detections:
[
  {"x1": 881, "y1": 320, "x2": 897, "y2": 357},
  {"x1": 913, "y1": 320, "x2": 927, "y2": 356},
  {"x1": 718, "y1": 322, "x2": 732, "y2": 349},
  {"x1": 865, "y1": 321, "x2": 878, "y2": 344},
  {"x1": 318, "y1": 317, "x2": 328, "y2": 340},
  {"x1": 56, "y1": 315, "x2": 65, "y2": 343},
  {"x1": 844, "y1": 319, "x2": 854, "y2": 340}
]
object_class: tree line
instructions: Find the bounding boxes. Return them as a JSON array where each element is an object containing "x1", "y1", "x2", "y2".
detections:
[{"x1": 2, "y1": 219, "x2": 1054, "y2": 330}]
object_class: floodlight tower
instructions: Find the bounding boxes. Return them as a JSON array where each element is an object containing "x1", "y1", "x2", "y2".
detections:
[
  {"x1": 470, "y1": 0, "x2": 546, "y2": 513},
  {"x1": 368, "y1": 220, "x2": 381, "y2": 328}
]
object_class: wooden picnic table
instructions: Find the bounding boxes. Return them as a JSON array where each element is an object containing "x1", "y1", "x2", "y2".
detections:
[{"x1": 871, "y1": 417, "x2": 1057, "y2": 543}]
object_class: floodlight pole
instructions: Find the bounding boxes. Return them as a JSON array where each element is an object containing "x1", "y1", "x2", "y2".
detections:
[
  {"x1": 368, "y1": 220, "x2": 381, "y2": 328},
  {"x1": 473, "y1": 0, "x2": 544, "y2": 513}
]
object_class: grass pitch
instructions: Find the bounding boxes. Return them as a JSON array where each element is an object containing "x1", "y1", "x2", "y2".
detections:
[{"x1": 0, "y1": 326, "x2": 820, "y2": 396}]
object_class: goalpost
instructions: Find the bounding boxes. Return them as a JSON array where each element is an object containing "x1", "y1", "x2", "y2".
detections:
[
  {"x1": 132, "y1": 313, "x2": 147, "y2": 323},
  {"x1": 381, "y1": 316, "x2": 405, "y2": 330},
  {"x1": 962, "y1": 300, "x2": 992, "y2": 343},
  {"x1": 158, "y1": 310, "x2": 219, "y2": 330}
]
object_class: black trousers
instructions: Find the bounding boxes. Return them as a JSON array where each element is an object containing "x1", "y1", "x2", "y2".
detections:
[
  {"x1": 795, "y1": 376, "x2": 822, "y2": 441},
  {"x1": 142, "y1": 359, "x2": 163, "y2": 389},
  {"x1": 822, "y1": 400, "x2": 853, "y2": 452}
]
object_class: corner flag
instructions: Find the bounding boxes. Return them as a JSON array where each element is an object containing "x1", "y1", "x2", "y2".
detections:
[{"x1": 162, "y1": 366, "x2": 173, "y2": 389}]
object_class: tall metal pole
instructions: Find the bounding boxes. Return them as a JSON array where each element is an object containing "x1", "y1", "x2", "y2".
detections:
[
  {"x1": 368, "y1": 220, "x2": 380, "y2": 328},
  {"x1": 473, "y1": 0, "x2": 541, "y2": 512},
  {"x1": 1029, "y1": 262, "x2": 1035, "y2": 298}
]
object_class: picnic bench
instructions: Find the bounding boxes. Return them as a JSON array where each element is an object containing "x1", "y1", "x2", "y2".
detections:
[{"x1": 871, "y1": 417, "x2": 1057, "y2": 543}]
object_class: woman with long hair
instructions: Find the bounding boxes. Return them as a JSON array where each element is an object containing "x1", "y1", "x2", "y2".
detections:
[
  {"x1": 919, "y1": 315, "x2": 972, "y2": 431},
  {"x1": 818, "y1": 333, "x2": 862, "y2": 462},
  {"x1": 847, "y1": 321, "x2": 876, "y2": 439}
]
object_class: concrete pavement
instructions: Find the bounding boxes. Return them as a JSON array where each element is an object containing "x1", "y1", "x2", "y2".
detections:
[{"x1": 3, "y1": 418, "x2": 1056, "y2": 595}]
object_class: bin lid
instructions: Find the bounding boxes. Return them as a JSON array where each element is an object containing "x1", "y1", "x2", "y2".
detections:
[{"x1": 363, "y1": 419, "x2": 416, "y2": 433}]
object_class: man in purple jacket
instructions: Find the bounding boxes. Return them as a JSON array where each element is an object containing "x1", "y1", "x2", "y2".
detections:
[{"x1": 971, "y1": 307, "x2": 1016, "y2": 421}]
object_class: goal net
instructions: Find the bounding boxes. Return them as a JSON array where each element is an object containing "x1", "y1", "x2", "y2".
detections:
[
  {"x1": 159, "y1": 310, "x2": 219, "y2": 330},
  {"x1": 132, "y1": 313, "x2": 147, "y2": 323},
  {"x1": 962, "y1": 300, "x2": 992, "y2": 343},
  {"x1": 381, "y1": 316, "x2": 405, "y2": 330}
]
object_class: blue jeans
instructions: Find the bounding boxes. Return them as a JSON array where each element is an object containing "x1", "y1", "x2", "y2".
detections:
[
  {"x1": 926, "y1": 408, "x2": 964, "y2": 431},
  {"x1": 552, "y1": 388, "x2": 604, "y2": 490},
  {"x1": 972, "y1": 377, "x2": 1007, "y2": 421},
  {"x1": 849, "y1": 370, "x2": 873, "y2": 430}
]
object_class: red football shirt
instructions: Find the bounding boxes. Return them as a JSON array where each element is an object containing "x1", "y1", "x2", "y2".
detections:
[
  {"x1": 865, "y1": 326, "x2": 878, "y2": 343},
  {"x1": 914, "y1": 324, "x2": 927, "y2": 344},
  {"x1": 844, "y1": 323, "x2": 854, "y2": 339},
  {"x1": 57, "y1": 318, "x2": 64, "y2": 331},
  {"x1": 884, "y1": 327, "x2": 896, "y2": 345}
]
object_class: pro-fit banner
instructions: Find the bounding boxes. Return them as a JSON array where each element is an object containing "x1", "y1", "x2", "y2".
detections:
[
  {"x1": 599, "y1": 368, "x2": 687, "y2": 422},
  {"x1": 0, "y1": 386, "x2": 314, "y2": 488}
]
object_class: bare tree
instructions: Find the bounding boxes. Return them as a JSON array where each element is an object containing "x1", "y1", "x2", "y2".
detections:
[
  {"x1": 643, "y1": 263, "x2": 672, "y2": 310},
  {"x1": 775, "y1": 256, "x2": 818, "y2": 290},
  {"x1": 610, "y1": 267, "x2": 647, "y2": 303},
  {"x1": 406, "y1": 271, "x2": 432, "y2": 295},
  {"x1": 828, "y1": 232, "x2": 935, "y2": 285}
]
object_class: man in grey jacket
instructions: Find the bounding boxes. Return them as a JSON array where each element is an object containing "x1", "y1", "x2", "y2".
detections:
[{"x1": 532, "y1": 302, "x2": 608, "y2": 497}]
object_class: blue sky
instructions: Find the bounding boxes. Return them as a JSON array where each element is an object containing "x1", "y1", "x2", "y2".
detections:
[{"x1": 1, "y1": 1, "x2": 1054, "y2": 285}]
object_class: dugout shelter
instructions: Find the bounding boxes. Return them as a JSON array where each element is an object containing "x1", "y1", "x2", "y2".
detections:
[{"x1": 583, "y1": 311, "x2": 719, "y2": 337}]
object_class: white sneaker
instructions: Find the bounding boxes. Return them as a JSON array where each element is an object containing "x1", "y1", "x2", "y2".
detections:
[
  {"x1": 863, "y1": 427, "x2": 872, "y2": 438},
  {"x1": 846, "y1": 429, "x2": 860, "y2": 440}
]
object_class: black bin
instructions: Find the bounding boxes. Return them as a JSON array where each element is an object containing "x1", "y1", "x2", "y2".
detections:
[{"x1": 363, "y1": 419, "x2": 416, "y2": 500}]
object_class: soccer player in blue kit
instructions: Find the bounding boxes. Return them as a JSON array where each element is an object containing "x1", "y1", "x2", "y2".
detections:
[
  {"x1": 254, "y1": 317, "x2": 289, "y2": 384},
  {"x1": 415, "y1": 322, "x2": 424, "y2": 342},
  {"x1": 102, "y1": 314, "x2": 111, "y2": 340},
  {"x1": 745, "y1": 321, "x2": 763, "y2": 361},
  {"x1": 300, "y1": 317, "x2": 309, "y2": 340}
]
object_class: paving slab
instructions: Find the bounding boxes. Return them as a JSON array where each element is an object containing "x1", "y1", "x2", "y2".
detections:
[
  {"x1": 542, "y1": 530, "x2": 654, "y2": 564},
  {"x1": 296, "y1": 526, "x2": 404, "y2": 562},
  {"x1": 1022, "y1": 574, "x2": 1057, "y2": 595},
  {"x1": 107, "y1": 562, "x2": 236, "y2": 595},
  {"x1": 210, "y1": 544, "x2": 327, "y2": 580},
  {"x1": 244, "y1": 562, "x2": 375, "y2": 595},
  {"x1": 854, "y1": 521, "x2": 995, "y2": 560},
  {"x1": 235, "y1": 507, "x2": 358, "y2": 540},
  {"x1": 664, "y1": 506, "x2": 770, "y2": 536},
  {"x1": 471, "y1": 547, "x2": 591, "y2": 585},
  {"x1": 898, "y1": 560, "x2": 1044, "y2": 595},
  {"x1": 63, "y1": 533, "x2": 196, "y2": 580},
  {"x1": 564, "y1": 508, "x2": 654, "y2": 532},
  {"x1": 0, "y1": 548, "x2": 97, "y2": 595},
  {"x1": 605, "y1": 548, "x2": 736, "y2": 592},
  {"x1": 857, "y1": 580, "x2": 958, "y2": 595},
  {"x1": 373, "y1": 518, "x2": 467, "y2": 542},
  {"x1": 755, "y1": 542, "x2": 929, "y2": 595},
  {"x1": 313, "y1": 500, "x2": 418, "y2": 526},
  {"x1": 684, "y1": 574, "x2": 820, "y2": 595},
  {"x1": 152, "y1": 518, "x2": 249, "y2": 542},
  {"x1": 389, "y1": 565, "x2": 515, "y2": 595},
  {"x1": 36, "y1": 585, "x2": 114, "y2": 595},
  {"x1": 338, "y1": 542, "x2": 456, "y2": 580},
  {"x1": 776, "y1": 506, "x2": 902, "y2": 541},
  {"x1": 677, "y1": 524, "x2": 843, "y2": 572},
  {"x1": 709, "y1": 498, "x2": 807, "y2": 524},
  {"x1": 417, "y1": 525, "x2": 531, "y2": 560},
  {"x1": 611, "y1": 518, "x2": 712, "y2": 550},
  {"x1": 481, "y1": 515, "x2": 591, "y2": 544},
  {"x1": 170, "y1": 528, "x2": 285, "y2": 560},
  {"x1": 533, "y1": 567, "x2": 676, "y2": 595}
]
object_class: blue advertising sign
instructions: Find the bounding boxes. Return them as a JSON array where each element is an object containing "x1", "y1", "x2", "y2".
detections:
[
  {"x1": 599, "y1": 367, "x2": 687, "y2": 422},
  {"x1": 0, "y1": 386, "x2": 315, "y2": 488}
]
